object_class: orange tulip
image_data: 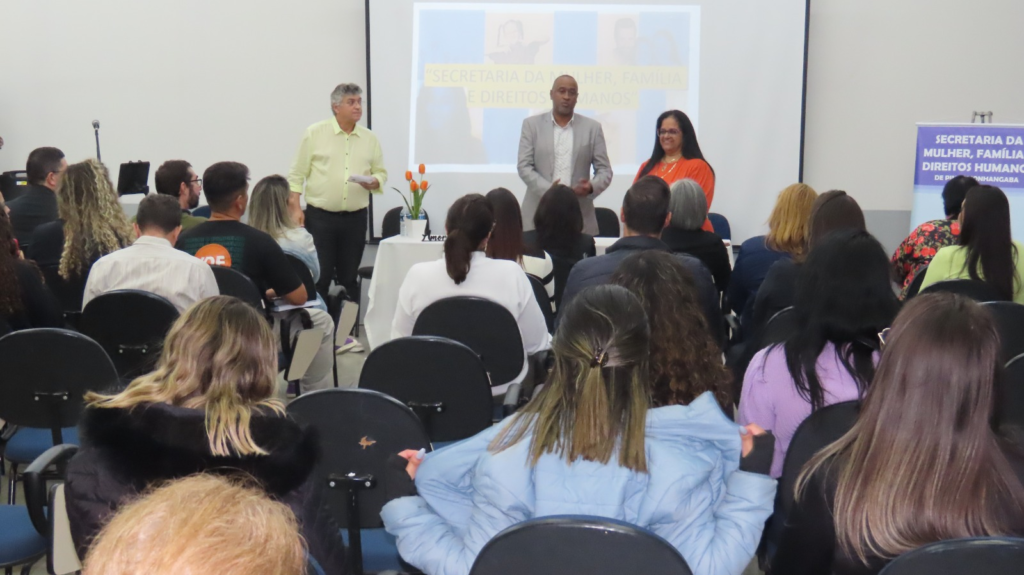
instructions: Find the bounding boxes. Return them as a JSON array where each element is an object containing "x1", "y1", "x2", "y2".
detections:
[
  {"x1": 420, "y1": 180, "x2": 429, "y2": 190},
  {"x1": 405, "y1": 170, "x2": 413, "y2": 182},
  {"x1": 418, "y1": 164, "x2": 426, "y2": 175},
  {"x1": 410, "y1": 180, "x2": 419, "y2": 192}
]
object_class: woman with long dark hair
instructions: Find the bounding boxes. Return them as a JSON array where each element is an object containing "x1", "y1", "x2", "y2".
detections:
[
  {"x1": 392, "y1": 194, "x2": 551, "y2": 392},
  {"x1": 523, "y1": 184, "x2": 596, "y2": 309},
  {"x1": 634, "y1": 110, "x2": 715, "y2": 232},
  {"x1": 484, "y1": 188, "x2": 554, "y2": 298},
  {"x1": 611, "y1": 251, "x2": 732, "y2": 409},
  {"x1": 738, "y1": 229, "x2": 899, "y2": 477},
  {"x1": 383, "y1": 285, "x2": 776, "y2": 575},
  {"x1": 772, "y1": 293, "x2": 1024, "y2": 575},
  {"x1": 920, "y1": 185, "x2": 1024, "y2": 302},
  {"x1": 0, "y1": 199, "x2": 61, "y2": 332}
]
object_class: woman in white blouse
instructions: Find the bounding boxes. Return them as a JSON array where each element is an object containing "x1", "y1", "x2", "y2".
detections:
[{"x1": 392, "y1": 194, "x2": 552, "y2": 393}]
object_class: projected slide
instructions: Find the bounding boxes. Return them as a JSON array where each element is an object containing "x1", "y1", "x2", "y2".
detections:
[{"x1": 409, "y1": 3, "x2": 700, "y2": 172}]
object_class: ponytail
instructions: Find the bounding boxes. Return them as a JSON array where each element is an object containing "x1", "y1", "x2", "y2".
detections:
[{"x1": 442, "y1": 194, "x2": 494, "y2": 285}]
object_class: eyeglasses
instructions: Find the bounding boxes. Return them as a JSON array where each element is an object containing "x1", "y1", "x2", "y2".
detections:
[
  {"x1": 190, "y1": 178, "x2": 203, "y2": 187},
  {"x1": 877, "y1": 327, "x2": 891, "y2": 348},
  {"x1": 658, "y1": 129, "x2": 681, "y2": 137}
]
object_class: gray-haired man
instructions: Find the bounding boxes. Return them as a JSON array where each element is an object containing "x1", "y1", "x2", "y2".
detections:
[{"x1": 288, "y1": 83, "x2": 387, "y2": 317}]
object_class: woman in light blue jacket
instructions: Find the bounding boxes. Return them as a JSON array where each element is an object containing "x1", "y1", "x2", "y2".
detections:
[{"x1": 382, "y1": 285, "x2": 777, "y2": 575}]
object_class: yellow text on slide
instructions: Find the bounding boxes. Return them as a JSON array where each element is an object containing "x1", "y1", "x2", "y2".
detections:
[{"x1": 423, "y1": 64, "x2": 688, "y2": 110}]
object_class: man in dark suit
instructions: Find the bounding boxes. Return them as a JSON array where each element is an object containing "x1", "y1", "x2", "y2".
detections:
[
  {"x1": 7, "y1": 147, "x2": 66, "y2": 252},
  {"x1": 559, "y1": 175, "x2": 724, "y2": 343}
]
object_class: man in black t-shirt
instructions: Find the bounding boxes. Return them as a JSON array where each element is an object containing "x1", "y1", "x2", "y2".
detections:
[{"x1": 177, "y1": 162, "x2": 336, "y2": 392}]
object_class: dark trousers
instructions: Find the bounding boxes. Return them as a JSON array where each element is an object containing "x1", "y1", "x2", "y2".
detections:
[{"x1": 304, "y1": 206, "x2": 367, "y2": 302}]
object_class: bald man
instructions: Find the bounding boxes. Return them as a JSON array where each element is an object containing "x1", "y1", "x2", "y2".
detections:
[{"x1": 517, "y1": 75, "x2": 613, "y2": 236}]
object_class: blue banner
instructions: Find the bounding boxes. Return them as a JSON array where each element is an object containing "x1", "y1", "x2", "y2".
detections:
[{"x1": 909, "y1": 124, "x2": 1024, "y2": 237}]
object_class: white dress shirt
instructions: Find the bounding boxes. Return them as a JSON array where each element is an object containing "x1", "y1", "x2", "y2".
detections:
[
  {"x1": 392, "y1": 251, "x2": 552, "y2": 394},
  {"x1": 552, "y1": 113, "x2": 574, "y2": 187},
  {"x1": 83, "y1": 235, "x2": 219, "y2": 313}
]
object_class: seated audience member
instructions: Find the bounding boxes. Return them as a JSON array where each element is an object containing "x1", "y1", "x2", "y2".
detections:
[
  {"x1": 920, "y1": 185, "x2": 1024, "y2": 303},
  {"x1": 728, "y1": 183, "x2": 817, "y2": 337},
  {"x1": 891, "y1": 175, "x2": 977, "y2": 298},
  {"x1": 738, "y1": 230, "x2": 898, "y2": 478},
  {"x1": 65, "y1": 296, "x2": 346, "y2": 573},
  {"x1": 661, "y1": 178, "x2": 731, "y2": 293},
  {"x1": 522, "y1": 183, "x2": 596, "y2": 309},
  {"x1": 611, "y1": 251, "x2": 732, "y2": 409},
  {"x1": 392, "y1": 194, "x2": 550, "y2": 394},
  {"x1": 176, "y1": 162, "x2": 335, "y2": 392},
  {"x1": 152, "y1": 160, "x2": 208, "y2": 230},
  {"x1": 83, "y1": 194, "x2": 218, "y2": 313},
  {"x1": 248, "y1": 175, "x2": 327, "y2": 314},
  {"x1": 0, "y1": 199, "x2": 61, "y2": 331},
  {"x1": 559, "y1": 175, "x2": 722, "y2": 343},
  {"x1": 772, "y1": 293, "x2": 1024, "y2": 575},
  {"x1": 6, "y1": 146, "x2": 66, "y2": 251},
  {"x1": 82, "y1": 475, "x2": 307, "y2": 575},
  {"x1": 485, "y1": 187, "x2": 555, "y2": 298},
  {"x1": 752, "y1": 189, "x2": 866, "y2": 333},
  {"x1": 29, "y1": 159, "x2": 134, "y2": 309},
  {"x1": 382, "y1": 285, "x2": 776, "y2": 575}
]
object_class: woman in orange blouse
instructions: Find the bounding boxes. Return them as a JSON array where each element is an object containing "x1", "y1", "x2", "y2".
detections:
[{"x1": 635, "y1": 110, "x2": 715, "y2": 232}]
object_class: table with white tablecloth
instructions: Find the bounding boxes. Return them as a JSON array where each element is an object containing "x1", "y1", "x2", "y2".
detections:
[{"x1": 365, "y1": 235, "x2": 733, "y2": 350}]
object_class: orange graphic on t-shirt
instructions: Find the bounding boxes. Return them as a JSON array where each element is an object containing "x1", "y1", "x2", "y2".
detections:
[{"x1": 195, "y1": 244, "x2": 232, "y2": 267}]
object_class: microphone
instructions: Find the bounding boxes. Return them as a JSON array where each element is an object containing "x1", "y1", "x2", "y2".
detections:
[{"x1": 92, "y1": 120, "x2": 102, "y2": 162}]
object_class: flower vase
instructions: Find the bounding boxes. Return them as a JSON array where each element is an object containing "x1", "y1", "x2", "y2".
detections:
[{"x1": 402, "y1": 214, "x2": 428, "y2": 239}]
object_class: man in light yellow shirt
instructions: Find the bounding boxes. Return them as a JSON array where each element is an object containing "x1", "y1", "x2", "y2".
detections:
[{"x1": 288, "y1": 83, "x2": 387, "y2": 307}]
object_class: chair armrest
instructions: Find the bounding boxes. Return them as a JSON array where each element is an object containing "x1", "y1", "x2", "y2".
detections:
[
  {"x1": 24, "y1": 444, "x2": 79, "y2": 535},
  {"x1": 502, "y1": 384, "x2": 522, "y2": 418}
]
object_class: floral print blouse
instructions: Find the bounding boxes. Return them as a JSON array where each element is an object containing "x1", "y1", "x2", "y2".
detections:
[{"x1": 891, "y1": 218, "x2": 960, "y2": 298}]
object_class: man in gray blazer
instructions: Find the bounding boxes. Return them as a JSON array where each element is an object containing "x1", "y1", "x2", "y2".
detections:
[{"x1": 517, "y1": 75, "x2": 613, "y2": 236}]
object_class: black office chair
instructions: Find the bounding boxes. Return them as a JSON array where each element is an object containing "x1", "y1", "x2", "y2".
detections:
[
  {"x1": 919, "y1": 279, "x2": 1008, "y2": 302},
  {"x1": 0, "y1": 328, "x2": 118, "y2": 504},
  {"x1": 708, "y1": 213, "x2": 731, "y2": 240},
  {"x1": 413, "y1": 296, "x2": 526, "y2": 397},
  {"x1": 191, "y1": 205, "x2": 212, "y2": 218},
  {"x1": 39, "y1": 265, "x2": 88, "y2": 326},
  {"x1": 527, "y1": 274, "x2": 555, "y2": 333},
  {"x1": 904, "y1": 265, "x2": 929, "y2": 299},
  {"x1": 210, "y1": 265, "x2": 265, "y2": 310},
  {"x1": 80, "y1": 289, "x2": 179, "y2": 380},
  {"x1": 594, "y1": 208, "x2": 620, "y2": 238},
  {"x1": 878, "y1": 537, "x2": 1024, "y2": 575},
  {"x1": 287, "y1": 389, "x2": 431, "y2": 575},
  {"x1": 1000, "y1": 353, "x2": 1024, "y2": 430},
  {"x1": 549, "y1": 253, "x2": 579, "y2": 312},
  {"x1": 359, "y1": 336, "x2": 492, "y2": 443},
  {"x1": 982, "y1": 302, "x2": 1024, "y2": 363},
  {"x1": 469, "y1": 515, "x2": 693, "y2": 575},
  {"x1": 284, "y1": 254, "x2": 318, "y2": 303}
]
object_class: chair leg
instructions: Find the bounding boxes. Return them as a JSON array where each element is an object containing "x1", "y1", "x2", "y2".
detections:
[{"x1": 19, "y1": 562, "x2": 31, "y2": 575}]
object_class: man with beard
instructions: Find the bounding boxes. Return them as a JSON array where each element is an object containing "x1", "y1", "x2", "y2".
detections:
[{"x1": 154, "y1": 159, "x2": 208, "y2": 230}]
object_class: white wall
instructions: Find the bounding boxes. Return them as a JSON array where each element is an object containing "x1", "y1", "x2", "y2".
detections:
[{"x1": 802, "y1": 0, "x2": 1024, "y2": 250}]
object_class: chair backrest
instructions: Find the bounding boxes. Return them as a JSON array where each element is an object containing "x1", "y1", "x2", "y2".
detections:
[
  {"x1": 190, "y1": 205, "x2": 212, "y2": 218},
  {"x1": 412, "y1": 296, "x2": 525, "y2": 387},
  {"x1": 286, "y1": 388, "x2": 431, "y2": 529},
  {"x1": 469, "y1": 515, "x2": 693, "y2": 575},
  {"x1": 285, "y1": 254, "x2": 318, "y2": 302},
  {"x1": 878, "y1": 537, "x2": 1024, "y2": 575},
  {"x1": 359, "y1": 336, "x2": 493, "y2": 442},
  {"x1": 778, "y1": 400, "x2": 859, "y2": 514},
  {"x1": 548, "y1": 253, "x2": 580, "y2": 311},
  {"x1": 983, "y1": 302, "x2": 1024, "y2": 364},
  {"x1": 904, "y1": 264, "x2": 929, "y2": 298},
  {"x1": 80, "y1": 289, "x2": 180, "y2": 379},
  {"x1": 40, "y1": 265, "x2": 87, "y2": 313},
  {"x1": 708, "y1": 212, "x2": 731, "y2": 240},
  {"x1": 1001, "y1": 353, "x2": 1024, "y2": 430},
  {"x1": 594, "y1": 208, "x2": 620, "y2": 238},
  {"x1": 919, "y1": 278, "x2": 1008, "y2": 302},
  {"x1": 526, "y1": 274, "x2": 554, "y2": 333},
  {"x1": 381, "y1": 207, "x2": 403, "y2": 238},
  {"x1": 210, "y1": 265, "x2": 265, "y2": 309},
  {"x1": 0, "y1": 329, "x2": 118, "y2": 440}
]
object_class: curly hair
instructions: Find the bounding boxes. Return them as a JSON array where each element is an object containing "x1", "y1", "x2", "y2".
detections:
[
  {"x1": 611, "y1": 251, "x2": 732, "y2": 410},
  {"x1": 0, "y1": 202, "x2": 24, "y2": 317},
  {"x1": 57, "y1": 159, "x2": 134, "y2": 280}
]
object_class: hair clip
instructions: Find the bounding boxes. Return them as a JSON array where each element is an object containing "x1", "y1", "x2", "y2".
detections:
[{"x1": 590, "y1": 347, "x2": 609, "y2": 368}]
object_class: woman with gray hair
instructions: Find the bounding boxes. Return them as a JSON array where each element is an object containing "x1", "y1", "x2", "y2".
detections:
[{"x1": 661, "y1": 179, "x2": 731, "y2": 292}]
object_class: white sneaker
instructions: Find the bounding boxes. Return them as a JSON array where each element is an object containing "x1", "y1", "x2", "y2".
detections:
[{"x1": 336, "y1": 337, "x2": 365, "y2": 354}]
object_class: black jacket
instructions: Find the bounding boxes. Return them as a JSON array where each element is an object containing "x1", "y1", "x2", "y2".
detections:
[
  {"x1": 65, "y1": 402, "x2": 347, "y2": 574},
  {"x1": 660, "y1": 227, "x2": 732, "y2": 293},
  {"x1": 6, "y1": 184, "x2": 58, "y2": 252}
]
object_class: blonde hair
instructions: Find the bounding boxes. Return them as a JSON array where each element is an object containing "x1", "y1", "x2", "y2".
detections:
[
  {"x1": 56, "y1": 159, "x2": 134, "y2": 280},
  {"x1": 86, "y1": 296, "x2": 283, "y2": 456},
  {"x1": 249, "y1": 175, "x2": 297, "y2": 240},
  {"x1": 83, "y1": 474, "x2": 306, "y2": 575},
  {"x1": 490, "y1": 285, "x2": 651, "y2": 472},
  {"x1": 764, "y1": 183, "x2": 817, "y2": 257}
]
